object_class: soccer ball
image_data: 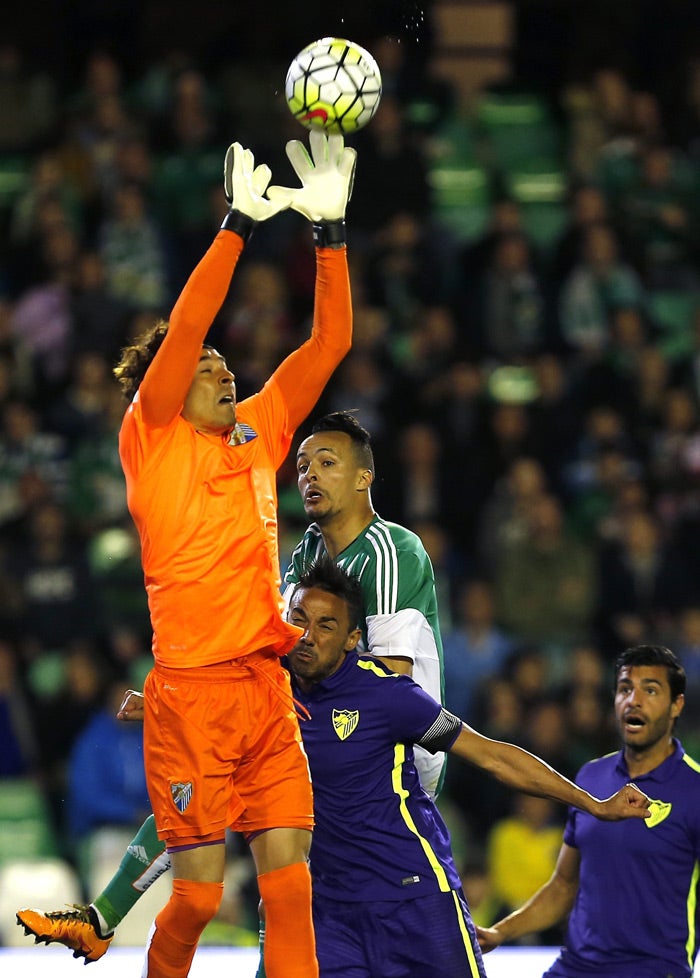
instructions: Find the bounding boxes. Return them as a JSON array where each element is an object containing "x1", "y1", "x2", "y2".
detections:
[{"x1": 285, "y1": 37, "x2": 382, "y2": 135}]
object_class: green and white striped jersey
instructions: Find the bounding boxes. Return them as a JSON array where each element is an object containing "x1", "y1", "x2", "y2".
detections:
[{"x1": 284, "y1": 515, "x2": 446, "y2": 796}]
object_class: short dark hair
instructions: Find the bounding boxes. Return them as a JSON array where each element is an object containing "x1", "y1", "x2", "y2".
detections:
[
  {"x1": 614, "y1": 644, "x2": 686, "y2": 700},
  {"x1": 311, "y1": 411, "x2": 375, "y2": 475},
  {"x1": 293, "y1": 555, "x2": 363, "y2": 631}
]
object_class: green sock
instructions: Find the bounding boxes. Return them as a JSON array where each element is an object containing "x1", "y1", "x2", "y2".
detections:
[
  {"x1": 92, "y1": 814, "x2": 170, "y2": 933},
  {"x1": 254, "y1": 919, "x2": 266, "y2": 978}
]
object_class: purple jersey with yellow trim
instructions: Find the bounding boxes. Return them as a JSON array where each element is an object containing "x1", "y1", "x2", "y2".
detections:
[
  {"x1": 547, "y1": 739, "x2": 700, "y2": 978},
  {"x1": 293, "y1": 652, "x2": 461, "y2": 902}
]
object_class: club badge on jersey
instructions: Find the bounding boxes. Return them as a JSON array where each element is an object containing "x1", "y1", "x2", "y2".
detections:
[{"x1": 171, "y1": 781, "x2": 193, "y2": 813}]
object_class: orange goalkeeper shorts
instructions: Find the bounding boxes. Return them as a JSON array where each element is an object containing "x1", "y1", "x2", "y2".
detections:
[{"x1": 143, "y1": 650, "x2": 314, "y2": 845}]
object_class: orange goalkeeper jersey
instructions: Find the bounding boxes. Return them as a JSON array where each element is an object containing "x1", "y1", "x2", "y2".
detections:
[{"x1": 119, "y1": 229, "x2": 352, "y2": 668}]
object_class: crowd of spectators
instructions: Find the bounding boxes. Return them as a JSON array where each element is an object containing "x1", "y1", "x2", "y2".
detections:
[{"x1": 3, "y1": 17, "x2": 700, "y2": 941}]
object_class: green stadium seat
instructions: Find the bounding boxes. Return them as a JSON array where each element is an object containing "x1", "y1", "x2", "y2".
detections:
[
  {"x1": 646, "y1": 290, "x2": 700, "y2": 360},
  {"x1": 507, "y1": 165, "x2": 569, "y2": 252},
  {"x1": 428, "y1": 162, "x2": 492, "y2": 243},
  {"x1": 475, "y1": 91, "x2": 563, "y2": 173},
  {"x1": 0, "y1": 778, "x2": 59, "y2": 864},
  {"x1": 0, "y1": 156, "x2": 29, "y2": 209}
]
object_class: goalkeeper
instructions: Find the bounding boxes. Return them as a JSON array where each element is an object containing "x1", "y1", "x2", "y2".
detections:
[{"x1": 18, "y1": 131, "x2": 355, "y2": 978}]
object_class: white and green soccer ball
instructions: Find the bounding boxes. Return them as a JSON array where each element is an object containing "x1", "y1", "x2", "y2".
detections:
[{"x1": 285, "y1": 37, "x2": 382, "y2": 135}]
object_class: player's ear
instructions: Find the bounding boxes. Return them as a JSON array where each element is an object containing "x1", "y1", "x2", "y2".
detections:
[
  {"x1": 357, "y1": 467, "x2": 373, "y2": 491},
  {"x1": 671, "y1": 693, "x2": 685, "y2": 719},
  {"x1": 345, "y1": 627, "x2": 362, "y2": 651}
]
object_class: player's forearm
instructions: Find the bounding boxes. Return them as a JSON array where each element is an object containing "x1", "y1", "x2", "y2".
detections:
[
  {"x1": 273, "y1": 248, "x2": 352, "y2": 429},
  {"x1": 140, "y1": 232, "x2": 245, "y2": 425},
  {"x1": 489, "y1": 874, "x2": 576, "y2": 943},
  {"x1": 452, "y1": 729, "x2": 600, "y2": 814}
]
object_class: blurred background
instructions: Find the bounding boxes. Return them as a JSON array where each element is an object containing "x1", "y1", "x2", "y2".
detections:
[{"x1": 3, "y1": 0, "x2": 700, "y2": 952}]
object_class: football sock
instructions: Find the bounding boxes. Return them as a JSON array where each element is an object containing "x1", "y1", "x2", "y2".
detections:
[
  {"x1": 93, "y1": 814, "x2": 170, "y2": 933},
  {"x1": 143, "y1": 877, "x2": 223, "y2": 977},
  {"x1": 257, "y1": 862, "x2": 317, "y2": 978}
]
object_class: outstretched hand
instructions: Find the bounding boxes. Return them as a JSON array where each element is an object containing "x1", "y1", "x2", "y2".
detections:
[
  {"x1": 475, "y1": 924, "x2": 504, "y2": 954},
  {"x1": 267, "y1": 130, "x2": 357, "y2": 222},
  {"x1": 595, "y1": 782, "x2": 651, "y2": 820},
  {"x1": 223, "y1": 142, "x2": 289, "y2": 222}
]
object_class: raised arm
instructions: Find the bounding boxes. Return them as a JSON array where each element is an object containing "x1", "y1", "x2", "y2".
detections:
[
  {"x1": 139, "y1": 142, "x2": 289, "y2": 427},
  {"x1": 476, "y1": 843, "x2": 580, "y2": 953},
  {"x1": 267, "y1": 132, "x2": 356, "y2": 431}
]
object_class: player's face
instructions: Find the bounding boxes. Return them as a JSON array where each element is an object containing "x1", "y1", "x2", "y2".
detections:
[
  {"x1": 287, "y1": 585, "x2": 361, "y2": 689},
  {"x1": 614, "y1": 665, "x2": 684, "y2": 753},
  {"x1": 181, "y1": 348, "x2": 236, "y2": 434},
  {"x1": 296, "y1": 431, "x2": 371, "y2": 523}
]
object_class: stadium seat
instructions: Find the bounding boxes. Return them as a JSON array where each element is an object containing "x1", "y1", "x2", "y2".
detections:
[
  {"x1": 0, "y1": 779, "x2": 60, "y2": 865},
  {"x1": 0, "y1": 858, "x2": 82, "y2": 946},
  {"x1": 506, "y1": 164, "x2": 569, "y2": 253},
  {"x1": 475, "y1": 89, "x2": 563, "y2": 173}
]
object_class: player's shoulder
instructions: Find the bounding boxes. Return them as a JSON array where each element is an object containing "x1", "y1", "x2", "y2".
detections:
[
  {"x1": 369, "y1": 516, "x2": 428, "y2": 557},
  {"x1": 679, "y1": 747, "x2": 700, "y2": 780},
  {"x1": 577, "y1": 750, "x2": 619, "y2": 780},
  {"x1": 352, "y1": 654, "x2": 407, "y2": 683}
]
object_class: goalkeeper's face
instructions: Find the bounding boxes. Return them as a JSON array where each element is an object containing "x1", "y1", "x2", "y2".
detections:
[{"x1": 182, "y1": 347, "x2": 237, "y2": 434}]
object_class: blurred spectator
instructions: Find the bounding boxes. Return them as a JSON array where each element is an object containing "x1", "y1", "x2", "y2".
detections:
[
  {"x1": 617, "y1": 142, "x2": 700, "y2": 289},
  {"x1": 365, "y1": 214, "x2": 452, "y2": 330},
  {"x1": 495, "y1": 492, "x2": 597, "y2": 649},
  {"x1": 441, "y1": 578, "x2": 514, "y2": 719},
  {"x1": 462, "y1": 231, "x2": 548, "y2": 360},
  {"x1": 220, "y1": 260, "x2": 294, "y2": 397},
  {"x1": 476, "y1": 455, "x2": 549, "y2": 577},
  {"x1": 0, "y1": 639, "x2": 38, "y2": 777},
  {"x1": 65, "y1": 383, "x2": 129, "y2": 537},
  {"x1": 0, "y1": 400, "x2": 68, "y2": 529},
  {"x1": 486, "y1": 793, "x2": 563, "y2": 944},
  {"x1": 151, "y1": 67, "x2": 225, "y2": 280},
  {"x1": 10, "y1": 221, "x2": 81, "y2": 392},
  {"x1": 349, "y1": 94, "x2": 432, "y2": 240},
  {"x1": 69, "y1": 249, "x2": 131, "y2": 360},
  {"x1": 8, "y1": 150, "x2": 83, "y2": 294},
  {"x1": 66, "y1": 678, "x2": 150, "y2": 841},
  {"x1": 28, "y1": 641, "x2": 106, "y2": 805},
  {"x1": 0, "y1": 41, "x2": 59, "y2": 153},
  {"x1": 551, "y1": 183, "x2": 609, "y2": 283},
  {"x1": 97, "y1": 180, "x2": 168, "y2": 310},
  {"x1": 558, "y1": 223, "x2": 644, "y2": 359},
  {"x1": 46, "y1": 350, "x2": 117, "y2": 447},
  {"x1": 444, "y1": 674, "x2": 524, "y2": 839},
  {"x1": 597, "y1": 508, "x2": 697, "y2": 653},
  {"x1": 5, "y1": 499, "x2": 98, "y2": 655}
]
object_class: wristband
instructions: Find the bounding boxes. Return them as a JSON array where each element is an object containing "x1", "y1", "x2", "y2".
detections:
[
  {"x1": 221, "y1": 209, "x2": 256, "y2": 243},
  {"x1": 312, "y1": 220, "x2": 346, "y2": 249}
]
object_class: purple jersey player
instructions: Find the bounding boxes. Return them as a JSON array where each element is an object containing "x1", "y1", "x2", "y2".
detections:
[
  {"x1": 478, "y1": 643, "x2": 700, "y2": 978},
  {"x1": 286, "y1": 557, "x2": 652, "y2": 978}
]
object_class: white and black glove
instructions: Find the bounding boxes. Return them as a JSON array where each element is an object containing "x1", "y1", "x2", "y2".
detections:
[
  {"x1": 267, "y1": 131, "x2": 357, "y2": 248},
  {"x1": 221, "y1": 142, "x2": 289, "y2": 242}
]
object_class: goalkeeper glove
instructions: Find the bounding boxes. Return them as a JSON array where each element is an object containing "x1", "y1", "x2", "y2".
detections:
[
  {"x1": 267, "y1": 131, "x2": 357, "y2": 247},
  {"x1": 221, "y1": 142, "x2": 289, "y2": 242}
]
